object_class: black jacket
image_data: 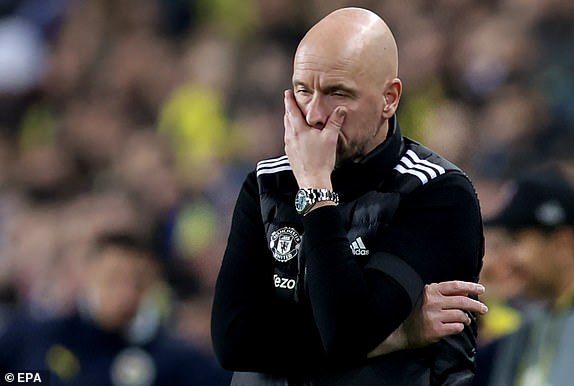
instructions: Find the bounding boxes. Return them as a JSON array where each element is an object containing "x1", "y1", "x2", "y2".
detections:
[{"x1": 212, "y1": 116, "x2": 484, "y2": 385}]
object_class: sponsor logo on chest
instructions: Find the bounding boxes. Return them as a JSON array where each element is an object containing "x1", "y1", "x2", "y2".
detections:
[
  {"x1": 273, "y1": 274, "x2": 296, "y2": 289},
  {"x1": 350, "y1": 236, "x2": 369, "y2": 256}
]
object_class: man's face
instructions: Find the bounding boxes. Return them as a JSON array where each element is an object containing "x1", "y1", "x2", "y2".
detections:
[
  {"x1": 85, "y1": 246, "x2": 159, "y2": 331},
  {"x1": 506, "y1": 228, "x2": 563, "y2": 300},
  {"x1": 292, "y1": 48, "x2": 388, "y2": 165},
  {"x1": 481, "y1": 228, "x2": 528, "y2": 300}
]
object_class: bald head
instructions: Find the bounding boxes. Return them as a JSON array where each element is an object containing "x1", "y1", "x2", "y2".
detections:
[
  {"x1": 296, "y1": 7, "x2": 398, "y2": 85},
  {"x1": 290, "y1": 8, "x2": 402, "y2": 164}
]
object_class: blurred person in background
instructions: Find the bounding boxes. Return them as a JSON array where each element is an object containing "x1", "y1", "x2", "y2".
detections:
[
  {"x1": 0, "y1": 232, "x2": 231, "y2": 386},
  {"x1": 475, "y1": 226, "x2": 526, "y2": 346},
  {"x1": 473, "y1": 164, "x2": 574, "y2": 386},
  {"x1": 212, "y1": 7, "x2": 487, "y2": 385},
  {"x1": 1, "y1": 186, "x2": 151, "y2": 321}
]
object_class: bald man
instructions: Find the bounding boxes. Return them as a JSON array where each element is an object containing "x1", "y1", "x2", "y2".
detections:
[{"x1": 212, "y1": 8, "x2": 485, "y2": 385}]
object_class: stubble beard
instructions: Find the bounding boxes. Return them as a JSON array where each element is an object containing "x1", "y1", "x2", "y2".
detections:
[
  {"x1": 335, "y1": 137, "x2": 369, "y2": 168},
  {"x1": 335, "y1": 121, "x2": 385, "y2": 168}
]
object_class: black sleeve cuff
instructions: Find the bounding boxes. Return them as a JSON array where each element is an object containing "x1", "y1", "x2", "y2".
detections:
[
  {"x1": 365, "y1": 252, "x2": 424, "y2": 306},
  {"x1": 301, "y1": 205, "x2": 347, "y2": 247}
]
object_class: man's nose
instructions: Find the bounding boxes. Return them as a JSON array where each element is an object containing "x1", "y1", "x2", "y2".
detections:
[{"x1": 305, "y1": 94, "x2": 330, "y2": 129}]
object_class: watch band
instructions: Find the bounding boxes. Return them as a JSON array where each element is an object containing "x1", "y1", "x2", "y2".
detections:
[
  {"x1": 312, "y1": 188, "x2": 339, "y2": 203},
  {"x1": 295, "y1": 188, "x2": 339, "y2": 215}
]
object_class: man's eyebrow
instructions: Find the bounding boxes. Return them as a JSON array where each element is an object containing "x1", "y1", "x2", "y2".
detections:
[
  {"x1": 292, "y1": 80, "x2": 356, "y2": 94},
  {"x1": 292, "y1": 80, "x2": 306, "y2": 88},
  {"x1": 323, "y1": 83, "x2": 355, "y2": 94}
]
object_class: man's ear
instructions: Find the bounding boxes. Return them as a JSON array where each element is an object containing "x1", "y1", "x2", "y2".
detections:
[{"x1": 382, "y1": 78, "x2": 402, "y2": 119}]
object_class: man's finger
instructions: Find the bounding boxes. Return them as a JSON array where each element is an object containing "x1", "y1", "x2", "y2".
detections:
[
  {"x1": 438, "y1": 322, "x2": 465, "y2": 336},
  {"x1": 425, "y1": 316, "x2": 467, "y2": 342},
  {"x1": 436, "y1": 280, "x2": 485, "y2": 297},
  {"x1": 284, "y1": 112, "x2": 293, "y2": 141},
  {"x1": 441, "y1": 295, "x2": 488, "y2": 315},
  {"x1": 324, "y1": 106, "x2": 346, "y2": 135},
  {"x1": 438, "y1": 309, "x2": 473, "y2": 325},
  {"x1": 283, "y1": 89, "x2": 307, "y2": 133}
]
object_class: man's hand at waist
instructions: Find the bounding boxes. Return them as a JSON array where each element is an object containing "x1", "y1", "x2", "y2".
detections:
[{"x1": 368, "y1": 280, "x2": 488, "y2": 357}]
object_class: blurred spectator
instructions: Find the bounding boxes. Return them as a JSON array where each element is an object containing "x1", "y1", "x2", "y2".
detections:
[
  {"x1": 0, "y1": 232, "x2": 231, "y2": 385},
  {"x1": 0, "y1": 16, "x2": 47, "y2": 94},
  {"x1": 475, "y1": 224, "x2": 532, "y2": 349},
  {"x1": 530, "y1": 4, "x2": 574, "y2": 162},
  {"x1": 474, "y1": 165, "x2": 574, "y2": 386}
]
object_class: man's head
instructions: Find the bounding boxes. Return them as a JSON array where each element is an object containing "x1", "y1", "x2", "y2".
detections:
[
  {"x1": 485, "y1": 167, "x2": 574, "y2": 301},
  {"x1": 292, "y1": 7, "x2": 401, "y2": 166},
  {"x1": 83, "y1": 232, "x2": 161, "y2": 332}
]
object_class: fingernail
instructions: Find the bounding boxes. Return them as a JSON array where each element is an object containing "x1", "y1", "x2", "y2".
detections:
[
  {"x1": 481, "y1": 305, "x2": 489, "y2": 314},
  {"x1": 477, "y1": 284, "x2": 485, "y2": 293}
]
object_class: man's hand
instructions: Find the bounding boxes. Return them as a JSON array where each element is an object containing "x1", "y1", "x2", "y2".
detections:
[
  {"x1": 283, "y1": 89, "x2": 345, "y2": 189},
  {"x1": 367, "y1": 281, "x2": 488, "y2": 358},
  {"x1": 403, "y1": 281, "x2": 488, "y2": 347}
]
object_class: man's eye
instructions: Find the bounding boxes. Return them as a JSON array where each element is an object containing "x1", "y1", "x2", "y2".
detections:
[{"x1": 296, "y1": 89, "x2": 310, "y2": 95}]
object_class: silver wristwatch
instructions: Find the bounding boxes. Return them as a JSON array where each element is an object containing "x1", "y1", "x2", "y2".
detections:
[{"x1": 295, "y1": 188, "x2": 339, "y2": 215}]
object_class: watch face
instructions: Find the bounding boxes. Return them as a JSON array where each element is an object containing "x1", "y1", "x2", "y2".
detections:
[{"x1": 295, "y1": 189, "x2": 308, "y2": 213}]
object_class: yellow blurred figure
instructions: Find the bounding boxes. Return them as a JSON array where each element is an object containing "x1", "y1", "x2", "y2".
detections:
[{"x1": 158, "y1": 83, "x2": 231, "y2": 190}]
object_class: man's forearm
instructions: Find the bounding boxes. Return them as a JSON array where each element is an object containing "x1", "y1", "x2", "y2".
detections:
[
  {"x1": 367, "y1": 281, "x2": 488, "y2": 358},
  {"x1": 367, "y1": 324, "x2": 408, "y2": 357}
]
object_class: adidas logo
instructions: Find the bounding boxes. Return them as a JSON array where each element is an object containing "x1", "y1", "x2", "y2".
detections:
[{"x1": 350, "y1": 237, "x2": 369, "y2": 256}]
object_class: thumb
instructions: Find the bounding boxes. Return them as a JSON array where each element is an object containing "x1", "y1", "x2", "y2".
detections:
[{"x1": 325, "y1": 107, "x2": 346, "y2": 134}]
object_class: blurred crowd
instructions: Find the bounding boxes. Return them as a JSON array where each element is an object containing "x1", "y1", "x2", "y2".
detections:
[{"x1": 0, "y1": 0, "x2": 573, "y2": 383}]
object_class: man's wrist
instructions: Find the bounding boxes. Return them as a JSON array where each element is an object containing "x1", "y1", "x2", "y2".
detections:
[
  {"x1": 305, "y1": 200, "x2": 338, "y2": 214},
  {"x1": 296, "y1": 172, "x2": 332, "y2": 190},
  {"x1": 367, "y1": 324, "x2": 408, "y2": 358}
]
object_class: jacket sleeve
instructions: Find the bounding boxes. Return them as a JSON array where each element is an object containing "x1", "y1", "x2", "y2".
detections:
[
  {"x1": 377, "y1": 172, "x2": 483, "y2": 284},
  {"x1": 210, "y1": 173, "x2": 324, "y2": 374},
  {"x1": 302, "y1": 172, "x2": 483, "y2": 359}
]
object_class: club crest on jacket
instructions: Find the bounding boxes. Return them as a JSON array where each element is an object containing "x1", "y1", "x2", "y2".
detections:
[{"x1": 270, "y1": 227, "x2": 301, "y2": 262}]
